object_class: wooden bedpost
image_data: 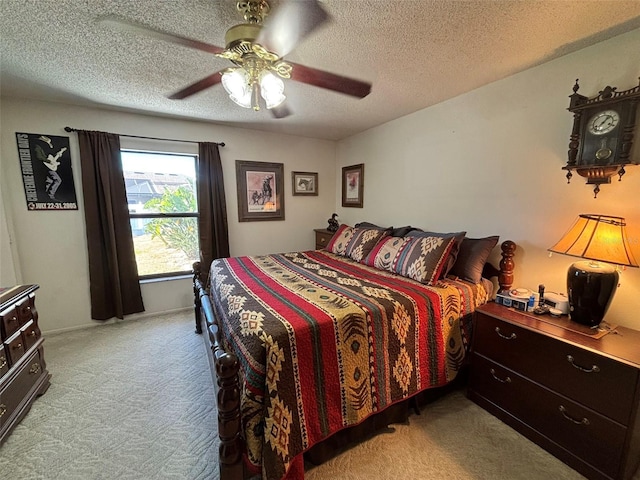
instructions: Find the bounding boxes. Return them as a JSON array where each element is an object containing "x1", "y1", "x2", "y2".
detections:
[
  {"x1": 193, "y1": 261, "x2": 203, "y2": 334},
  {"x1": 498, "y1": 240, "x2": 516, "y2": 293},
  {"x1": 194, "y1": 264, "x2": 245, "y2": 480},
  {"x1": 214, "y1": 346, "x2": 244, "y2": 480}
]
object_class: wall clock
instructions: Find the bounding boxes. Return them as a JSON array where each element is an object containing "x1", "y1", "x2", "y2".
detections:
[{"x1": 564, "y1": 78, "x2": 640, "y2": 197}]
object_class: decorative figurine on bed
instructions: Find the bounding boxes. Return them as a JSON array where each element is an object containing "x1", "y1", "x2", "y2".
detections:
[{"x1": 327, "y1": 213, "x2": 339, "y2": 232}]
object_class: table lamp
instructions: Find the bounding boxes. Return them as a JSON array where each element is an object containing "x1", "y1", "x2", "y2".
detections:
[{"x1": 548, "y1": 214, "x2": 638, "y2": 327}]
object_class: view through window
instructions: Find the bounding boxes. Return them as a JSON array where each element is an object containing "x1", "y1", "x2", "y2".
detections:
[{"x1": 121, "y1": 150, "x2": 198, "y2": 278}]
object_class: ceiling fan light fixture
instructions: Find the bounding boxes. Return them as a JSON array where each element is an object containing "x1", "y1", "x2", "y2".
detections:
[
  {"x1": 222, "y1": 69, "x2": 252, "y2": 108},
  {"x1": 260, "y1": 71, "x2": 286, "y2": 109}
]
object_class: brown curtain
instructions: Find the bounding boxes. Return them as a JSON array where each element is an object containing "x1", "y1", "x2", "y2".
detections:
[
  {"x1": 77, "y1": 130, "x2": 144, "y2": 320},
  {"x1": 198, "y1": 142, "x2": 230, "y2": 282}
]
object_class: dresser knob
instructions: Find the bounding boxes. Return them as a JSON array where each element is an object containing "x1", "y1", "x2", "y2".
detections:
[
  {"x1": 13, "y1": 343, "x2": 23, "y2": 350},
  {"x1": 495, "y1": 327, "x2": 517, "y2": 340},
  {"x1": 566, "y1": 355, "x2": 600, "y2": 373},
  {"x1": 29, "y1": 363, "x2": 41, "y2": 375},
  {"x1": 559, "y1": 405, "x2": 590, "y2": 425},
  {"x1": 0, "y1": 404, "x2": 6, "y2": 417},
  {"x1": 0, "y1": 356, "x2": 6, "y2": 369},
  {"x1": 28, "y1": 330, "x2": 37, "y2": 337}
]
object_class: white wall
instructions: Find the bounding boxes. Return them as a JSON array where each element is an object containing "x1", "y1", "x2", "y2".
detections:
[
  {"x1": 0, "y1": 100, "x2": 336, "y2": 333},
  {"x1": 336, "y1": 28, "x2": 640, "y2": 330}
]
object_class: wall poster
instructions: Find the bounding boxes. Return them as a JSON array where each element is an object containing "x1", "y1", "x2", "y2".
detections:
[{"x1": 16, "y1": 132, "x2": 78, "y2": 210}]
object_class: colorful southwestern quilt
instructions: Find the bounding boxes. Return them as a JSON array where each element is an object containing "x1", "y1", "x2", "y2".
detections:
[{"x1": 208, "y1": 250, "x2": 490, "y2": 480}]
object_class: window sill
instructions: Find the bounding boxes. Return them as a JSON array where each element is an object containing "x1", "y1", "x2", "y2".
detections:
[{"x1": 139, "y1": 274, "x2": 191, "y2": 285}]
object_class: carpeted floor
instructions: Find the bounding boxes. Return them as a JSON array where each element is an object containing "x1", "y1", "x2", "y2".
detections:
[{"x1": 0, "y1": 309, "x2": 627, "y2": 479}]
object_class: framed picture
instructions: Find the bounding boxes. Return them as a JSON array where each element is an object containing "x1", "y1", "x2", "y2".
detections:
[
  {"x1": 292, "y1": 171, "x2": 318, "y2": 196},
  {"x1": 342, "y1": 163, "x2": 364, "y2": 208},
  {"x1": 236, "y1": 160, "x2": 285, "y2": 222}
]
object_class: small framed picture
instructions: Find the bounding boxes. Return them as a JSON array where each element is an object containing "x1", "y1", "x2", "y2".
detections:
[
  {"x1": 236, "y1": 160, "x2": 285, "y2": 222},
  {"x1": 342, "y1": 163, "x2": 364, "y2": 208},
  {"x1": 292, "y1": 171, "x2": 318, "y2": 196}
]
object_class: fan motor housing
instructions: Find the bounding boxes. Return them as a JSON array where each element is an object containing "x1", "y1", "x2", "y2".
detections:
[{"x1": 225, "y1": 23, "x2": 261, "y2": 48}]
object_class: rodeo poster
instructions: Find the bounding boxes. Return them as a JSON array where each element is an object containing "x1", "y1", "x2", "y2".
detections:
[{"x1": 16, "y1": 132, "x2": 78, "y2": 211}]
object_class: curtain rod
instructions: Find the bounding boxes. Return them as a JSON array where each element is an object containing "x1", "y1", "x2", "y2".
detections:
[{"x1": 63, "y1": 127, "x2": 225, "y2": 147}]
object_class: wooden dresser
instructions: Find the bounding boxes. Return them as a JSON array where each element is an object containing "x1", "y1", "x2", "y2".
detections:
[
  {"x1": 468, "y1": 302, "x2": 640, "y2": 480},
  {"x1": 0, "y1": 285, "x2": 51, "y2": 443},
  {"x1": 314, "y1": 228, "x2": 335, "y2": 250}
]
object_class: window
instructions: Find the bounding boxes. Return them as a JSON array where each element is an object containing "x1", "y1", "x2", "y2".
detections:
[{"x1": 121, "y1": 150, "x2": 198, "y2": 278}]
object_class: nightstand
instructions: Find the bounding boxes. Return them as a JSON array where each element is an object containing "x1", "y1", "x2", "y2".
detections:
[
  {"x1": 314, "y1": 229, "x2": 335, "y2": 250},
  {"x1": 468, "y1": 302, "x2": 640, "y2": 480}
]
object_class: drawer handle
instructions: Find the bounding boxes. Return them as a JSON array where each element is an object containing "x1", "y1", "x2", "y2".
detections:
[
  {"x1": 490, "y1": 368, "x2": 512, "y2": 383},
  {"x1": 566, "y1": 355, "x2": 600, "y2": 373},
  {"x1": 12, "y1": 343, "x2": 23, "y2": 350},
  {"x1": 495, "y1": 327, "x2": 517, "y2": 340},
  {"x1": 29, "y1": 362, "x2": 41, "y2": 375},
  {"x1": 28, "y1": 330, "x2": 37, "y2": 337},
  {"x1": 0, "y1": 404, "x2": 6, "y2": 417},
  {"x1": 0, "y1": 356, "x2": 6, "y2": 369},
  {"x1": 559, "y1": 405, "x2": 590, "y2": 426}
]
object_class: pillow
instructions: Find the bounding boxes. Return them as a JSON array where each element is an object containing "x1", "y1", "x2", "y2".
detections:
[
  {"x1": 354, "y1": 222, "x2": 416, "y2": 237},
  {"x1": 393, "y1": 235, "x2": 458, "y2": 285},
  {"x1": 407, "y1": 230, "x2": 466, "y2": 278},
  {"x1": 449, "y1": 236, "x2": 500, "y2": 284},
  {"x1": 326, "y1": 224, "x2": 390, "y2": 262},
  {"x1": 365, "y1": 235, "x2": 457, "y2": 285},
  {"x1": 364, "y1": 236, "x2": 411, "y2": 270}
]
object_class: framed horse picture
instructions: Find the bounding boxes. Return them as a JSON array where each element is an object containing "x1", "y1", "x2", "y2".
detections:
[
  {"x1": 291, "y1": 171, "x2": 318, "y2": 196},
  {"x1": 236, "y1": 160, "x2": 285, "y2": 221}
]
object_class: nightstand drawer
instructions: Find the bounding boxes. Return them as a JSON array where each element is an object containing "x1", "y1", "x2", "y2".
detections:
[
  {"x1": 471, "y1": 352, "x2": 626, "y2": 478},
  {"x1": 315, "y1": 229, "x2": 334, "y2": 250},
  {"x1": 474, "y1": 312, "x2": 637, "y2": 424}
]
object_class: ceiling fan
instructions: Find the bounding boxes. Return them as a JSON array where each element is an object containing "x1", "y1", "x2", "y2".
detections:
[{"x1": 99, "y1": 0, "x2": 372, "y2": 118}]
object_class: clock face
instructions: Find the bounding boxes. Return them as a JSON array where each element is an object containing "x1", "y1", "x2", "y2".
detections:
[{"x1": 587, "y1": 110, "x2": 620, "y2": 135}]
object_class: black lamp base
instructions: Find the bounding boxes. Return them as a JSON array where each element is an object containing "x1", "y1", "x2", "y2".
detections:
[{"x1": 567, "y1": 260, "x2": 619, "y2": 327}]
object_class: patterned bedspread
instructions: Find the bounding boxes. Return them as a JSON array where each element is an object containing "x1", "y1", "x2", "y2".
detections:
[{"x1": 208, "y1": 250, "x2": 490, "y2": 480}]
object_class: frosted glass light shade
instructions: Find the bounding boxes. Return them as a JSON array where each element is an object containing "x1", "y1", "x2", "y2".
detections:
[
  {"x1": 260, "y1": 71, "x2": 286, "y2": 109},
  {"x1": 222, "y1": 69, "x2": 252, "y2": 108}
]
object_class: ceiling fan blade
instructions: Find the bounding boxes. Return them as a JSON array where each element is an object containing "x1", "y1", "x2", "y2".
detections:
[
  {"x1": 97, "y1": 15, "x2": 225, "y2": 56},
  {"x1": 168, "y1": 72, "x2": 223, "y2": 100},
  {"x1": 270, "y1": 103, "x2": 292, "y2": 119},
  {"x1": 288, "y1": 62, "x2": 372, "y2": 98},
  {"x1": 257, "y1": 0, "x2": 330, "y2": 57}
]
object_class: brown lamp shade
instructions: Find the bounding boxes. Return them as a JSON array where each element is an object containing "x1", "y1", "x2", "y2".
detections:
[{"x1": 549, "y1": 214, "x2": 638, "y2": 268}]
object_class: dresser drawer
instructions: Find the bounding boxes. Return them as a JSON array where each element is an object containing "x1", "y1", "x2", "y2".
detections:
[
  {"x1": 16, "y1": 295, "x2": 36, "y2": 324},
  {"x1": 470, "y1": 352, "x2": 626, "y2": 478},
  {"x1": 0, "y1": 306, "x2": 21, "y2": 339},
  {"x1": 0, "y1": 345, "x2": 8, "y2": 378},
  {"x1": 0, "y1": 348, "x2": 45, "y2": 431},
  {"x1": 474, "y1": 312, "x2": 637, "y2": 424},
  {"x1": 4, "y1": 331, "x2": 26, "y2": 366},
  {"x1": 21, "y1": 320, "x2": 40, "y2": 351}
]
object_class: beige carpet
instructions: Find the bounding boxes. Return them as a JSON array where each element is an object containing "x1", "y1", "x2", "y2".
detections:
[{"x1": 0, "y1": 309, "x2": 630, "y2": 479}]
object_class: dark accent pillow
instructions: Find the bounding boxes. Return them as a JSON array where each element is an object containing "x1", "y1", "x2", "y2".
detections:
[
  {"x1": 449, "y1": 236, "x2": 500, "y2": 284},
  {"x1": 407, "y1": 230, "x2": 466, "y2": 278},
  {"x1": 354, "y1": 222, "x2": 416, "y2": 237},
  {"x1": 391, "y1": 226, "x2": 417, "y2": 237}
]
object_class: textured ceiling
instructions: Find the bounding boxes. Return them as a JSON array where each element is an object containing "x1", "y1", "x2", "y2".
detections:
[{"x1": 2, "y1": 1, "x2": 640, "y2": 141}]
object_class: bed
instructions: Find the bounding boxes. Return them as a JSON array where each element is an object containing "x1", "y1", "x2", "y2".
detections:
[{"x1": 192, "y1": 225, "x2": 516, "y2": 480}]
